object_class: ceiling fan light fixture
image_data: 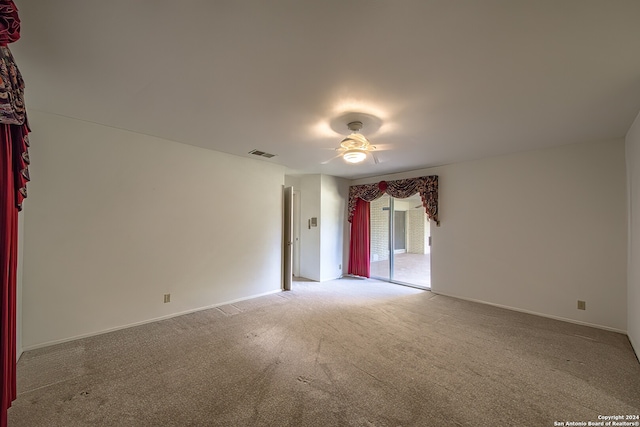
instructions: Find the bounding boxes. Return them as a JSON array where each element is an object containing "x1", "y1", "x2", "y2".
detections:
[
  {"x1": 343, "y1": 149, "x2": 367, "y2": 164},
  {"x1": 341, "y1": 132, "x2": 369, "y2": 146}
]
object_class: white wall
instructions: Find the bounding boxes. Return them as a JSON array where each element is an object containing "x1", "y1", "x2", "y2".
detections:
[
  {"x1": 627, "y1": 112, "x2": 640, "y2": 354},
  {"x1": 284, "y1": 175, "x2": 301, "y2": 190},
  {"x1": 299, "y1": 175, "x2": 321, "y2": 280},
  {"x1": 22, "y1": 111, "x2": 285, "y2": 349},
  {"x1": 320, "y1": 175, "x2": 349, "y2": 281},
  {"x1": 297, "y1": 174, "x2": 349, "y2": 282},
  {"x1": 353, "y1": 139, "x2": 628, "y2": 332}
]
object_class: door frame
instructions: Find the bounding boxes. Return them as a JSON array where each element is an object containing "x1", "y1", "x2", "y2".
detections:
[
  {"x1": 283, "y1": 186, "x2": 293, "y2": 291},
  {"x1": 292, "y1": 190, "x2": 301, "y2": 277}
]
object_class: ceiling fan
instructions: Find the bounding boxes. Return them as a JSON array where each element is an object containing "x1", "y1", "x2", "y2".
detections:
[{"x1": 327, "y1": 121, "x2": 380, "y2": 164}]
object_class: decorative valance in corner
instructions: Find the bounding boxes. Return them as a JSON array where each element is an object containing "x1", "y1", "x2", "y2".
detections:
[{"x1": 348, "y1": 175, "x2": 439, "y2": 225}]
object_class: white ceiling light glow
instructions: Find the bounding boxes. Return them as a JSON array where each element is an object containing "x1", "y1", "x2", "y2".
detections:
[{"x1": 342, "y1": 149, "x2": 367, "y2": 163}]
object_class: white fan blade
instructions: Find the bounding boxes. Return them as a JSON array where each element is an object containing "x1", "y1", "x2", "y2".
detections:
[{"x1": 321, "y1": 153, "x2": 343, "y2": 165}]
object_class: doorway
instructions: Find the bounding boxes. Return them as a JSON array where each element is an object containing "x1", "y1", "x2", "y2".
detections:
[
  {"x1": 292, "y1": 190, "x2": 300, "y2": 277},
  {"x1": 283, "y1": 186, "x2": 293, "y2": 291},
  {"x1": 284, "y1": 187, "x2": 302, "y2": 290},
  {"x1": 394, "y1": 210, "x2": 406, "y2": 253},
  {"x1": 369, "y1": 193, "x2": 431, "y2": 289}
]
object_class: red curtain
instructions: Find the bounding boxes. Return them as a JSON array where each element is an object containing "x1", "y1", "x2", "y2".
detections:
[
  {"x1": 348, "y1": 198, "x2": 370, "y2": 278},
  {"x1": 0, "y1": 126, "x2": 18, "y2": 427},
  {"x1": 0, "y1": 3, "x2": 28, "y2": 425}
]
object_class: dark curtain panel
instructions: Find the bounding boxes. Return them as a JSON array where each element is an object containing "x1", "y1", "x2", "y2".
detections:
[
  {"x1": 348, "y1": 198, "x2": 370, "y2": 278},
  {"x1": 0, "y1": 126, "x2": 18, "y2": 427},
  {"x1": 0, "y1": 124, "x2": 28, "y2": 427}
]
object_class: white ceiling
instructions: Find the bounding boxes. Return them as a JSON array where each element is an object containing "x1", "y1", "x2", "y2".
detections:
[{"x1": 11, "y1": 0, "x2": 640, "y2": 179}]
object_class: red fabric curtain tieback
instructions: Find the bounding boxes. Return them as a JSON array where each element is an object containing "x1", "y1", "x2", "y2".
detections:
[{"x1": 0, "y1": 0, "x2": 20, "y2": 45}]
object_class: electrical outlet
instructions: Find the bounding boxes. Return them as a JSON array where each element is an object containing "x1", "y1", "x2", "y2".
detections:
[
  {"x1": 338, "y1": 264, "x2": 342, "y2": 270},
  {"x1": 164, "y1": 294, "x2": 171, "y2": 303},
  {"x1": 577, "y1": 300, "x2": 586, "y2": 310}
]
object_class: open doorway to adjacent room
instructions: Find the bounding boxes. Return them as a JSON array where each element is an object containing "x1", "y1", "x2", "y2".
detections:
[
  {"x1": 284, "y1": 187, "x2": 302, "y2": 290},
  {"x1": 370, "y1": 193, "x2": 431, "y2": 289}
]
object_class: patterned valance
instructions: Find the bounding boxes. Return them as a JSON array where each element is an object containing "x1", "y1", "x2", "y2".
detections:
[
  {"x1": 348, "y1": 175, "x2": 439, "y2": 225},
  {"x1": 0, "y1": 0, "x2": 29, "y2": 210}
]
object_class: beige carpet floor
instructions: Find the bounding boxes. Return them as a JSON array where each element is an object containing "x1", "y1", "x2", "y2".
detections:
[{"x1": 9, "y1": 277, "x2": 640, "y2": 426}]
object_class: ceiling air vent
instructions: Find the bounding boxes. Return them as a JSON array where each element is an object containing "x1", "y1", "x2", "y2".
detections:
[{"x1": 248, "y1": 149, "x2": 276, "y2": 159}]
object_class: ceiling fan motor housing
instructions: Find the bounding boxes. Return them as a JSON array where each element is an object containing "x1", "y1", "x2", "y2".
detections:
[
  {"x1": 340, "y1": 121, "x2": 372, "y2": 150},
  {"x1": 347, "y1": 121, "x2": 363, "y2": 132}
]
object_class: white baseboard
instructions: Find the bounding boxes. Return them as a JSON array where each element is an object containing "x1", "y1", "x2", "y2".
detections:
[
  {"x1": 22, "y1": 288, "x2": 282, "y2": 352},
  {"x1": 431, "y1": 290, "x2": 627, "y2": 335}
]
